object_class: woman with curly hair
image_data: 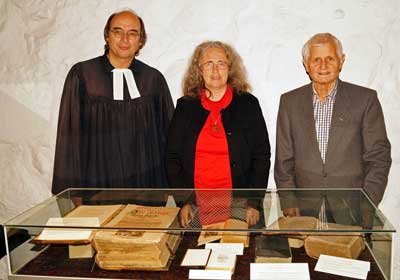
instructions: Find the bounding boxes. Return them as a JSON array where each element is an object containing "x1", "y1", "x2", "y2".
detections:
[{"x1": 167, "y1": 41, "x2": 270, "y2": 228}]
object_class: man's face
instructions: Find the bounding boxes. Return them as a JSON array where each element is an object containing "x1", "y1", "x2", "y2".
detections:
[
  {"x1": 199, "y1": 47, "x2": 229, "y2": 92},
  {"x1": 106, "y1": 12, "x2": 142, "y2": 64},
  {"x1": 304, "y1": 41, "x2": 345, "y2": 86}
]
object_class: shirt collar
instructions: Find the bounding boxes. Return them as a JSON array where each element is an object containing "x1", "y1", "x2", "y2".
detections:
[{"x1": 312, "y1": 80, "x2": 338, "y2": 101}]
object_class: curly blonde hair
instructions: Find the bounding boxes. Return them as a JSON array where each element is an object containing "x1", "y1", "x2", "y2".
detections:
[{"x1": 182, "y1": 41, "x2": 251, "y2": 98}]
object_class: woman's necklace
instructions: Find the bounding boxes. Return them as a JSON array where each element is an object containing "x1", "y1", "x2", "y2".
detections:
[
  {"x1": 203, "y1": 88, "x2": 228, "y2": 133},
  {"x1": 211, "y1": 112, "x2": 222, "y2": 132}
]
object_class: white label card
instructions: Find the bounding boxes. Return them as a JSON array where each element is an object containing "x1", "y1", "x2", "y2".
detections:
[
  {"x1": 250, "y1": 263, "x2": 310, "y2": 280},
  {"x1": 189, "y1": 269, "x2": 231, "y2": 280},
  {"x1": 315, "y1": 254, "x2": 370, "y2": 280}
]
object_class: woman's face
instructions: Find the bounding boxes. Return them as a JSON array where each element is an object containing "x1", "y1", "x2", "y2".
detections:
[{"x1": 199, "y1": 47, "x2": 229, "y2": 92}]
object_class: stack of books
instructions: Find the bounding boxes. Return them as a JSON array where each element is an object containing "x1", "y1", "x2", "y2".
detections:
[{"x1": 92, "y1": 204, "x2": 181, "y2": 270}]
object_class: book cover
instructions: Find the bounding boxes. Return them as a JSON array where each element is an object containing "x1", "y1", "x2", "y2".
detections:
[{"x1": 255, "y1": 235, "x2": 292, "y2": 263}]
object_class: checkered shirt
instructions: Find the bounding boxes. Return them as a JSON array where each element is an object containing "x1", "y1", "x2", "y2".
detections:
[{"x1": 313, "y1": 82, "x2": 338, "y2": 163}]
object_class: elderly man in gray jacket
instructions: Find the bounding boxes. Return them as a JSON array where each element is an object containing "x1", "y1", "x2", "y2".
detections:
[{"x1": 274, "y1": 33, "x2": 391, "y2": 220}]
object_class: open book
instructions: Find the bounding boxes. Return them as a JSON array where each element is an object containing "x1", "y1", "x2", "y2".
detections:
[
  {"x1": 197, "y1": 219, "x2": 249, "y2": 247},
  {"x1": 35, "y1": 204, "x2": 123, "y2": 244}
]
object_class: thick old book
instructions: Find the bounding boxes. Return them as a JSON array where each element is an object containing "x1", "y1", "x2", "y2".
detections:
[
  {"x1": 35, "y1": 205, "x2": 123, "y2": 244},
  {"x1": 92, "y1": 204, "x2": 181, "y2": 270},
  {"x1": 264, "y1": 216, "x2": 365, "y2": 260},
  {"x1": 304, "y1": 222, "x2": 365, "y2": 259},
  {"x1": 197, "y1": 219, "x2": 249, "y2": 247},
  {"x1": 305, "y1": 234, "x2": 365, "y2": 259},
  {"x1": 255, "y1": 235, "x2": 292, "y2": 263}
]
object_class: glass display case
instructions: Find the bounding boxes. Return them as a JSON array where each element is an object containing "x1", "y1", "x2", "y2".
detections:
[{"x1": 3, "y1": 188, "x2": 396, "y2": 280}]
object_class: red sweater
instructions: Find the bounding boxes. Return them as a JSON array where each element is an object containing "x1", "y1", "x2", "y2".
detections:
[{"x1": 194, "y1": 86, "x2": 233, "y2": 225}]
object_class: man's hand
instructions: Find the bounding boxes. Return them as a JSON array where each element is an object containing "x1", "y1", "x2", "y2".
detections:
[
  {"x1": 283, "y1": 207, "x2": 300, "y2": 217},
  {"x1": 246, "y1": 207, "x2": 260, "y2": 226},
  {"x1": 180, "y1": 204, "x2": 194, "y2": 228}
]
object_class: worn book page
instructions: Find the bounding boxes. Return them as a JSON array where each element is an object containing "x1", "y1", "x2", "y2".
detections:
[
  {"x1": 197, "y1": 221, "x2": 226, "y2": 246},
  {"x1": 220, "y1": 219, "x2": 249, "y2": 247},
  {"x1": 36, "y1": 217, "x2": 100, "y2": 242},
  {"x1": 105, "y1": 204, "x2": 180, "y2": 229},
  {"x1": 34, "y1": 204, "x2": 123, "y2": 244},
  {"x1": 65, "y1": 204, "x2": 124, "y2": 225}
]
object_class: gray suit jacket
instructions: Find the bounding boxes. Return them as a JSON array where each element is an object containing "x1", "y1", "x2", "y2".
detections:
[{"x1": 274, "y1": 80, "x2": 391, "y2": 205}]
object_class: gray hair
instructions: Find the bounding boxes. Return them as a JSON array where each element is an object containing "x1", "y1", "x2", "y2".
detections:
[
  {"x1": 302, "y1": 33, "x2": 343, "y2": 61},
  {"x1": 182, "y1": 41, "x2": 251, "y2": 98}
]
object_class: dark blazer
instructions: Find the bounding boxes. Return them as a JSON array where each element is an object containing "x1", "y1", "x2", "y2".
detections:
[
  {"x1": 274, "y1": 79, "x2": 391, "y2": 205},
  {"x1": 167, "y1": 91, "x2": 271, "y2": 189}
]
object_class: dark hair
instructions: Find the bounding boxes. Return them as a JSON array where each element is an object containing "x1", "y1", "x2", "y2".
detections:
[{"x1": 103, "y1": 9, "x2": 147, "y2": 56}]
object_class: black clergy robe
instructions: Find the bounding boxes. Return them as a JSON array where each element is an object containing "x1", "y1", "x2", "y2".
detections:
[{"x1": 52, "y1": 55, "x2": 174, "y2": 194}]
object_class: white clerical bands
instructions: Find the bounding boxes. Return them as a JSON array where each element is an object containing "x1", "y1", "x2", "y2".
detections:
[{"x1": 112, "y1": 68, "x2": 141, "y2": 100}]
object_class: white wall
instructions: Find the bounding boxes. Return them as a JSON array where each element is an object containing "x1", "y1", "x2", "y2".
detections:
[{"x1": 1, "y1": 0, "x2": 399, "y2": 278}]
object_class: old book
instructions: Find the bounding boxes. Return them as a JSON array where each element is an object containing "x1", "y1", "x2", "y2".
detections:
[
  {"x1": 305, "y1": 234, "x2": 365, "y2": 259},
  {"x1": 65, "y1": 204, "x2": 124, "y2": 225},
  {"x1": 264, "y1": 216, "x2": 365, "y2": 260},
  {"x1": 104, "y1": 204, "x2": 180, "y2": 228},
  {"x1": 197, "y1": 221, "x2": 227, "y2": 246},
  {"x1": 68, "y1": 244, "x2": 95, "y2": 258},
  {"x1": 93, "y1": 204, "x2": 181, "y2": 270},
  {"x1": 35, "y1": 205, "x2": 123, "y2": 244},
  {"x1": 265, "y1": 216, "x2": 318, "y2": 237},
  {"x1": 304, "y1": 223, "x2": 365, "y2": 259},
  {"x1": 206, "y1": 250, "x2": 237, "y2": 275},
  {"x1": 288, "y1": 237, "x2": 304, "y2": 248},
  {"x1": 220, "y1": 219, "x2": 249, "y2": 247},
  {"x1": 197, "y1": 219, "x2": 249, "y2": 247},
  {"x1": 255, "y1": 235, "x2": 292, "y2": 263},
  {"x1": 95, "y1": 246, "x2": 172, "y2": 269}
]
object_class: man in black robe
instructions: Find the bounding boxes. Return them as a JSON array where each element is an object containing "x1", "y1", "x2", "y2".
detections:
[{"x1": 52, "y1": 9, "x2": 174, "y2": 195}]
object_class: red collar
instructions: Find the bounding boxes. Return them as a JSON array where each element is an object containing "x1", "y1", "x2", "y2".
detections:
[{"x1": 200, "y1": 85, "x2": 233, "y2": 112}]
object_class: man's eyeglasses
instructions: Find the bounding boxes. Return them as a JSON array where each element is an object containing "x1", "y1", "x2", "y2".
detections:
[
  {"x1": 110, "y1": 29, "x2": 140, "y2": 40},
  {"x1": 199, "y1": 60, "x2": 229, "y2": 71}
]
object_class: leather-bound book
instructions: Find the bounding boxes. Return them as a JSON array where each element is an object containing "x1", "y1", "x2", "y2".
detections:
[{"x1": 255, "y1": 235, "x2": 292, "y2": 263}]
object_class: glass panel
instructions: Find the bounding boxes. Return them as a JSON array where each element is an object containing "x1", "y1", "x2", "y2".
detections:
[
  {"x1": 5, "y1": 188, "x2": 395, "y2": 233},
  {"x1": 3, "y1": 188, "x2": 395, "y2": 279},
  {"x1": 276, "y1": 188, "x2": 395, "y2": 232}
]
